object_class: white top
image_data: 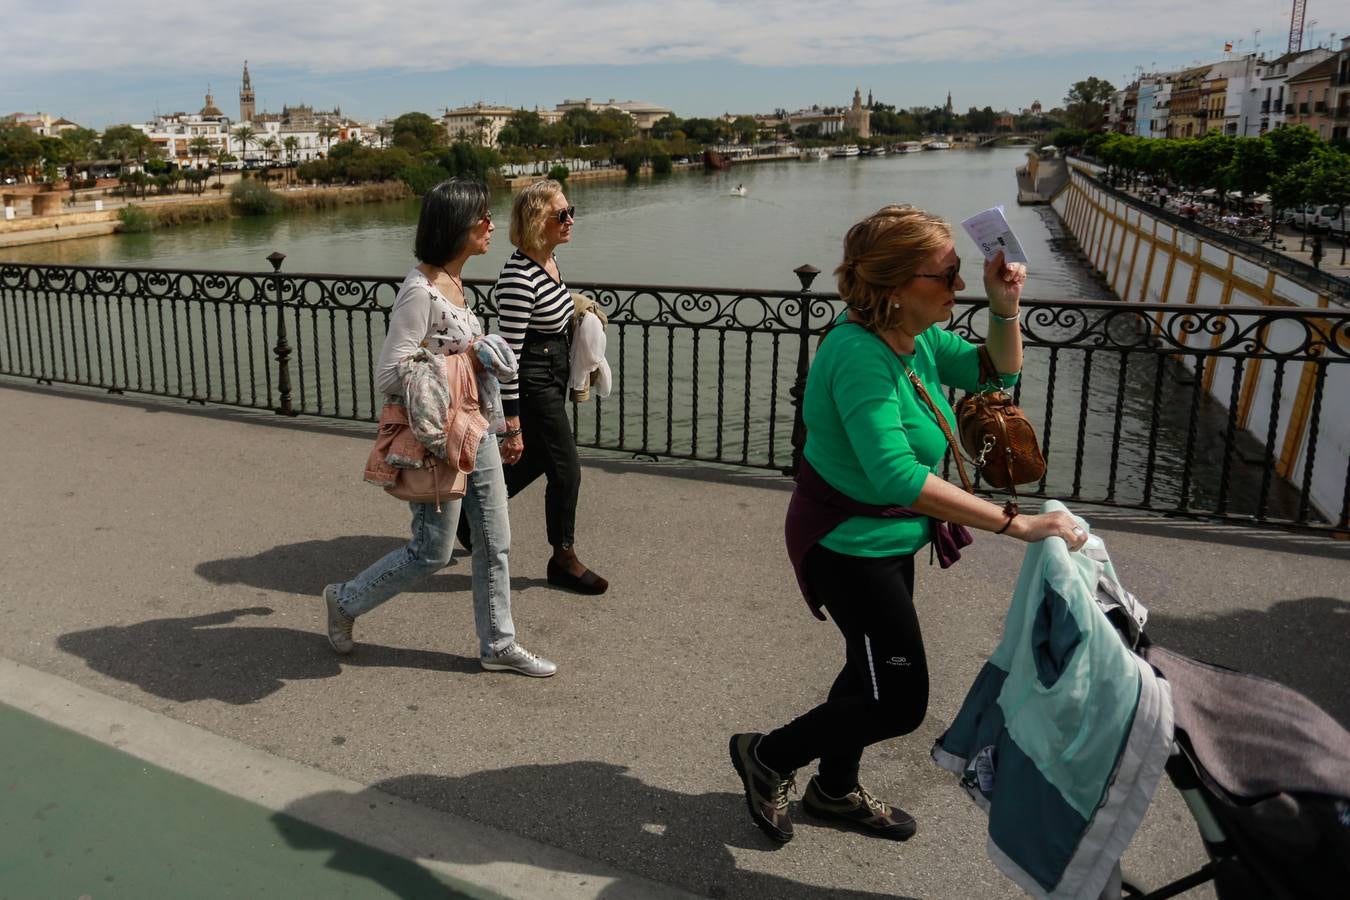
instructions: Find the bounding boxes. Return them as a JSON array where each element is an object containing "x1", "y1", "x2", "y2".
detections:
[{"x1": 374, "y1": 268, "x2": 482, "y2": 396}]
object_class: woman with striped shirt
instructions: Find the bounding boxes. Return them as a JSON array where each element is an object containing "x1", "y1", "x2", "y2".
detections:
[{"x1": 491, "y1": 180, "x2": 608, "y2": 595}]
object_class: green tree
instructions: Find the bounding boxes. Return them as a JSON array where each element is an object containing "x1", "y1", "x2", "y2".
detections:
[
  {"x1": 231, "y1": 125, "x2": 256, "y2": 167},
  {"x1": 0, "y1": 123, "x2": 43, "y2": 181},
  {"x1": 100, "y1": 124, "x2": 153, "y2": 175},
  {"x1": 188, "y1": 136, "x2": 213, "y2": 174},
  {"x1": 1264, "y1": 124, "x2": 1320, "y2": 173},
  {"x1": 1063, "y1": 77, "x2": 1116, "y2": 131},
  {"x1": 650, "y1": 115, "x2": 683, "y2": 140},
  {"x1": 730, "y1": 116, "x2": 758, "y2": 144},
  {"x1": 317, "y1": 123, "x2": 339, "y2": 155},
  {"x1": 259, "y1": 137, "x2": 278, "y2": 167},
  {"x1": 57, "y1": 127, "x2": 100, "y2": 196},
  {"x1": 1307, "y1": 148, "x2": 1350, "y2": 263},
  {"x1": 1222, "y1": 137, "x2": 1275, "y2": 202},
  {"x1": 391, "y1": 112, "x2": 443, "y2": 154}
]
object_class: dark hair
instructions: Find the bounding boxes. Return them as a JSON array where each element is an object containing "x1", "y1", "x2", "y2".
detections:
[{"x1": 414, "y1": 178, "x2": 490, "y2": 265}]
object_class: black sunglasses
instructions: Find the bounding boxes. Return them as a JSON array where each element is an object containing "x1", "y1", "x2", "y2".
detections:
[
  {"x1": 554, "y1": 205, "x2": 576, "y2": 224},
  {"x1": 913, "y1": 258, "x2": 961, "y2": 290}
]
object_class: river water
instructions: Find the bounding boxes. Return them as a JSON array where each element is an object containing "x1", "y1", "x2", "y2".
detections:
[{"x1": 2, "y1": 148, "x2": 1303, "y2": 519}]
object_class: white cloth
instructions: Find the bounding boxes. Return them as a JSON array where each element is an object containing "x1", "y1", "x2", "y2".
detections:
[{"x1": 569, "y1": 311, "x2": 611, "y2": 398}]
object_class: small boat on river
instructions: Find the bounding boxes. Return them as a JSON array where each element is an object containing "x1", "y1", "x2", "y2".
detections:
[
  {"x1": 729, "y1": 184, "x2": 747, "y2": 197},
  {"x1": 703, "y1": 149, "x2": 731, "y2": 171},
  {"x1": 831, "y1": 145, "x2": 861, "y2": 158},
  {"x1": 799, "y1": 148, "x2": 829, "y2": 161},
  {"x1": 898, "y1": 141, "x2": 923, "y2": 153},
  {"x1": 924, "y1": 141, "x2": 952, "y2": 151}
]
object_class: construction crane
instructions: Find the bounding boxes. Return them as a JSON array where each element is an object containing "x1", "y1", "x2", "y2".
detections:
[{"x1": 1288, "y1": 0, "x2": 1307, "y2": 53}]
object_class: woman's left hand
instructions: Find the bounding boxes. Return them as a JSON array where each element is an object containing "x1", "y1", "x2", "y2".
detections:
[{"x1": 983, "y1": 250, "x2": 1026, "y2": 317}]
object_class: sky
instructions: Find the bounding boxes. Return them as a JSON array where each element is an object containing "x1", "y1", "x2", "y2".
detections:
[{"x1": 4, "y1": 0, "x2": 1348, "y2": 130}]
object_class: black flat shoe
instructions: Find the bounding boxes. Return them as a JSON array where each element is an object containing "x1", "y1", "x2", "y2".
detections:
[{"x1": 547, "y1": 557, "x2": 609, "y2": 595}]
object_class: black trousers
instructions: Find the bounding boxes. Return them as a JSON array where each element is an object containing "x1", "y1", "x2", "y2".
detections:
[
  {"x1": 505, "y1": 332, "x2": 580, "y2": 549},
  {"x1": 757, "y1": 544, "x2": 929, "y2": 794}
]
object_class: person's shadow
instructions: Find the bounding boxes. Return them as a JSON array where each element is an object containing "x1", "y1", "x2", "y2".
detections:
[
  {"x1": 275, "y1": 761, "x2": 913, "y2": 900},
  {"x1": 195, "y1": 536, "x2": 551, "y2": 595},
  {"x1": 1146, "y1": 595, "x2": 1350, "y2": 727},
  {"x1": 56, "y1": 607, "x2": 480, "y2": 705}
]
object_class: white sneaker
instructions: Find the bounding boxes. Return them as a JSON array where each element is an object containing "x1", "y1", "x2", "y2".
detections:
[
  {"x1": 480, "y1": 643, "x2": 557, "y2": 677},
  {"x1": 323, "y1": 584, "x2": 354, "y2": 654}
]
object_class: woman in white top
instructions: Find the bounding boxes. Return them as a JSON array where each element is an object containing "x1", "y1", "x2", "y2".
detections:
[{"x1": 322, "y1": 178, "x2": 556, "y2": 677}]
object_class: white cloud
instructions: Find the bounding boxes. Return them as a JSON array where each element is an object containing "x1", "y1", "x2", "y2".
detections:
[{"x1": 5, "y1": 0, "x2": 1336, "y2": 74}]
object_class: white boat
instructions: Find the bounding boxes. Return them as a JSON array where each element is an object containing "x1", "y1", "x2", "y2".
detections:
[
  {"x1": 860, "y1": 146, "x2": 886, "y2": 157},
  {"x1": 831, "y1": 145, "x2": 861, "y2": 158},
  {"x1": 923, "y1": 141, "x2": 952, "y2": 151},
  {"x1": 799, "y1": 148, "x2": 828, "y2": 161},
  {"x1": 898, "y1": 141, "x2": 923, "y2": 153},
  {"x1": 729, "y1": 185, "x2": 747, "y2": 197}
]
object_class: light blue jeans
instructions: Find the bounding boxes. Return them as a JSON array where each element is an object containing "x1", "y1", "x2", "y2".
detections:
[{"x1": 335, "y1": 433, "x2": 515, "y2": 656}]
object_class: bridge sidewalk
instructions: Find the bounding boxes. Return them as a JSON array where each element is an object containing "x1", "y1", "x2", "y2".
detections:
[{"x1": 2, "y1": 380, "x2": 1347, "y2": 899}]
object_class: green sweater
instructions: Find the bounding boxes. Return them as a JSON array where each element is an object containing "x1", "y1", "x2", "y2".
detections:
[{"x1": 802, "y1": 321, "x2": 1019, "y2": 557}]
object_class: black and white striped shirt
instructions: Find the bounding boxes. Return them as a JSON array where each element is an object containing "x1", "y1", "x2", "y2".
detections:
[{"x1": 493, "y1": 250, "x2": 575, "y2": 413}]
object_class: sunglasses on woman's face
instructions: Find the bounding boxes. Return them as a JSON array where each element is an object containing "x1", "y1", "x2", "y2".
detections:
[
  {"x1": 913, "y1": 257, "x2": 961, "y2": 290},
  {"x1": 554, "y1": 206, "x2": 576, "y2": 224}
]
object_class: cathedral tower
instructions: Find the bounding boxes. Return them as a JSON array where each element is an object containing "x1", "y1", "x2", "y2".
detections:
[{"x1": 239, "y1": 61, "x2": 256, "y2": 123}]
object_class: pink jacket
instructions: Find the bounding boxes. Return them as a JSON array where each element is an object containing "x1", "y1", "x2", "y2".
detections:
[{"x1": 364, "y1": 352, "x2": 486, "y2": 487}]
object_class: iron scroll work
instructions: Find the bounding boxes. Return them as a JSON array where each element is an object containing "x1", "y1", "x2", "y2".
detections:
[{"x1": 1, "y1": 259, "x2": 1347, "y2": 532}]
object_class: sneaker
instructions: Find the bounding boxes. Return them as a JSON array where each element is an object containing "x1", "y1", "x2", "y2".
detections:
[
  {"x1": 322, "y1": 584, "x2": 354, "y2": 655},
  {"x1": 480, "y1": 643, "x2": 558, "y2": 678},
  {"x1": 728, "y1": 732, "x2": 796, "y2": 843},
  {"x1": 801, "y1": 776, "x2": 917, "y2": 841}
]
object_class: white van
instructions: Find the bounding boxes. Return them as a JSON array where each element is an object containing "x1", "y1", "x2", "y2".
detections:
[
  {"x1": 1312, "y1": 205, "x2": 1345, "y2": 236},
  {"x1": 1283, "y1": 203, "x2": 1320, "y2": 229}
]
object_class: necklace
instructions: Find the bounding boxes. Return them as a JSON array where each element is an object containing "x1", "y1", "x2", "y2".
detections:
[{"x1": 437, "y1": 265, "x2": 464, "y2": 300}]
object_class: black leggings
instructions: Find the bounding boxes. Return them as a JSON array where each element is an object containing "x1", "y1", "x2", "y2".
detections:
[
  {"x1": 757, "y1": 544, "x2": 929, "y2": 795},
  {"x1": 504, "y1": 333, "x2": 580, "y2": 548}
]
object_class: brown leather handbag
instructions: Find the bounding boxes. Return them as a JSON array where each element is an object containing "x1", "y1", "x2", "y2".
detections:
[{"x1": 952, "y1": 346, "x2": 1045, "y2": 490}]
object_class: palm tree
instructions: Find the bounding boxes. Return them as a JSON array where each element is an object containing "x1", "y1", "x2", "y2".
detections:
[
  {"x1": 231, "y1": 125, "x2": 256, "y2": 169},
  {"x1": 282, "y1": 136, "x2": 300, "y2": 185},
  {"x1": 376, "y1": 124, "x2": 392, "y2": 148},
  {"x1": 260, "y1": 137, "x2": 278, "y2": 168},
  {"x1": 188, "y1": 136, "x2": 212, "y2": 180},
  {"x1": 317, "y1": 123, "x2": 337, "y2": 156}
]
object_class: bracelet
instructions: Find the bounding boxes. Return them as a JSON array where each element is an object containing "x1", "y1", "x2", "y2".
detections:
[
  {"x1": 500, "y1": 427, "x2": 522, "y2": 439},
  {"x1": 995, "y1": 501, "x2": 1020, "y2": 534},
  {"x1": 990, "y1": 310, "x2": 1020, "y2": 323}
]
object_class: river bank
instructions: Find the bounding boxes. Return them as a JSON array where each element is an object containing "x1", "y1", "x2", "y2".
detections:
[{"x1": 0, "y1": 181, "x2": 412, "y2": 249}]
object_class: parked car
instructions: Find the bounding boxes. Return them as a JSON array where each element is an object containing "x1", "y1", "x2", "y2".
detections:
[{"x1": 1283, "y1": 203, "x2": 1321, "y2": 230}]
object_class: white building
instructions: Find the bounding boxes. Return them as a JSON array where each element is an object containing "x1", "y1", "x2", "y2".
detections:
[
  {"x1": 1255, "y1": 48, "x2": 1335, "y2": 134},
  {"x1": 786, "y1": 105, "x2": 847, "y2": 136},
  {"x1": 553, "y1": 98, "x2": 671, "y2": 134},
  {"x1": 130, "y1": 90, "x2": 233, "y2": 168}
]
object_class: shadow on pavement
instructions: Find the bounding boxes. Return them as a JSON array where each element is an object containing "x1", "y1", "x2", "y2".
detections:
[
  {"x1": 1146, "y1": 595, "x2": 1350, "y2": 726},
  {"x1": 276, "y1": 762, "x2": 911, "y2": 900},
  {"x1": 56, "y1": 607, "x2": 480, "y2": 704},
  {"x1": 196, "y1": 536, "x2": 465, "y2": 596}
]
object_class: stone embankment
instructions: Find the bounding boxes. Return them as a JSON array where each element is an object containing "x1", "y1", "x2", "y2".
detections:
[{"x1": 1052, "y1": 161, "x2": 1349, "y2": 523}]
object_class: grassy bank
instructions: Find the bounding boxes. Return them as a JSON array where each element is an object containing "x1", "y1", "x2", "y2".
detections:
[{"x1": 118, "y1": 181, "x2": 413, "y2": 233}]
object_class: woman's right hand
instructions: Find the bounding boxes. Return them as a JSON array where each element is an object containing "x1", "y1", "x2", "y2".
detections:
[
  {"x1": 1008, "y1": 510, "x2": 1088, "y2": 551},
  {"x1": 500, "y1": 416, "x2": 524, "y2": 465}
]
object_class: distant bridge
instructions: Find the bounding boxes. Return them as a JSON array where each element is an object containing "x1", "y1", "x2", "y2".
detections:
[{"x1": 971, "y1": 133, "x2": 1046, "y2": 148}]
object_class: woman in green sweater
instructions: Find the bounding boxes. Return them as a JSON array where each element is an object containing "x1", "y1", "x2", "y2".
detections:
[{"x1": 730, "y1": 206, "x2": 1086, "y2": 845}]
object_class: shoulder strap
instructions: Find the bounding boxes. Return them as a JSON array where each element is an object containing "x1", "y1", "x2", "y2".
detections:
[
  {"x1": 902, "y1": 363, "x2": 974, "y2": 494},
  {"x1": 976, "y1": 344, "x2": 999, "y2": 387}
]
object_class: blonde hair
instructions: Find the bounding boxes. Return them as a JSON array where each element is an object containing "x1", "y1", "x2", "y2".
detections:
[
  {"x1": 510, "y1": 179, "x2": 563, "y2": 254},
  {"x1": 833, "y1": 205, "x2": 952, "y2": 333}
]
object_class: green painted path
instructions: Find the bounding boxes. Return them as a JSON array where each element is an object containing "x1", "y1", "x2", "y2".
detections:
[{"x1": 0, "y1": 703, "x2": 494, "y2": 900}]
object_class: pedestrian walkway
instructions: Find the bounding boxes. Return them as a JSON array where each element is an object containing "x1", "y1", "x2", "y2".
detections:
[{"x1": 2, "y1": 380, "x2": 1347, "y2": 898}]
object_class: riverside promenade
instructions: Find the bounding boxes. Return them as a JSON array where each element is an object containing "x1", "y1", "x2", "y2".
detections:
[{"x1": 3, "y1": 381, "x2": 1348, "y2": 899}]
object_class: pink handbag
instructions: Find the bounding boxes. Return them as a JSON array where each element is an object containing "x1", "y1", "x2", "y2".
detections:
[{"x1": 363, "y1": 354, "x2": 484, "y2": 511}]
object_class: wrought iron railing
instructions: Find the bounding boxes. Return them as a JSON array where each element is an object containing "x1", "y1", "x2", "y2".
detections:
[{"x1": 2, "y1": 259, "x2": 1347, "y2": 533}]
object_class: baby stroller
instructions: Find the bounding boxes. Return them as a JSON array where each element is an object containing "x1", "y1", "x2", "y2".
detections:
[
  {"x1": 1122, "y1": 640, "x2": 1350, "y2": 900},
  {"x1": 932, "y1": 501, "x2": 1350, "y2": 900}
]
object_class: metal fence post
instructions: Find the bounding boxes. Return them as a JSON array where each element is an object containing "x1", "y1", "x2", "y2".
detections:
[
  {"x1": 267, "y1": 251, "x2": 296, "y2": 416},
  {"x1": 785, "y1": 263, "x2": 820, "y2": 476}
]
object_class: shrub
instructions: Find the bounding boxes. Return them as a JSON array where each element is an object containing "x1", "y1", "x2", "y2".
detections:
[
  {"x1": 397, "y1": 163, "x2": 451, "y2": 196},
  {"x1": 617, "y1": 150, "x2": 643, "y2": 176},
  {"x1": 116, "y1": 204, "x2": 153, "y2": 233},
  {"x1": 228, "y1": 179, "x2": 282, "y2": 215},
  {"x1": 548, "y1": 164, "x2": 570, "y2": 182},
  {"x1": 651, "y1": 154, "x2": 672, "y2": 175}
]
